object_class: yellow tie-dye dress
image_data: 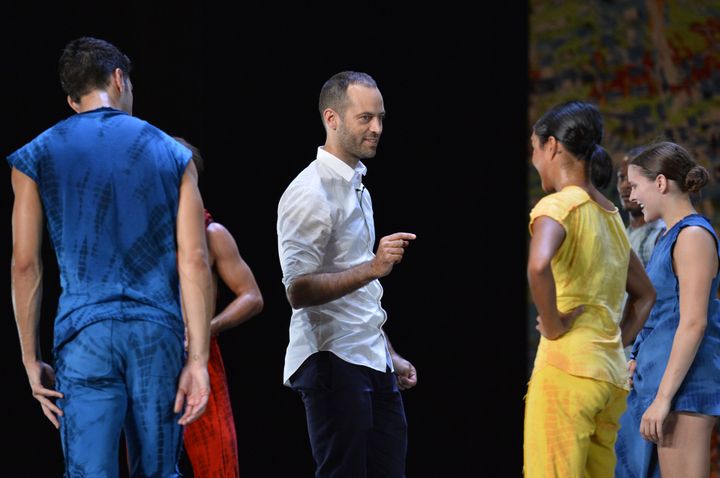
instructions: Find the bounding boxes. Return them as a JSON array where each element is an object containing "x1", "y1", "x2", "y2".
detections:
[{"x1": 524, "y1": 185, "x2": 631, "y2": 478}]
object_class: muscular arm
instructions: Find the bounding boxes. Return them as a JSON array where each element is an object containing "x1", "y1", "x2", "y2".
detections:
[
  {"x1": 11, "y1": 168, "x2": 64, "y2": 427},
  {"x1": 177, "y1": 161, "x2": 212, "y2": 362},
  {"x1": 287, "y1": 232, "x2": 416, "y2": 309},
  {"x1": 527, "y1": 216, "x2": 567, "y2": 339},
  {"x1": 174, "y1": 161, "x2": 213, "y2": 425},
  {"x1": 207, "y1": 222, "x2": 263, "y2": 336},
  {"x1": 619, "y1": 249, "x2": 656, "y2": 347},
  {"x1": 10, "y1": 168, "x2": 44, "y2": 366}
]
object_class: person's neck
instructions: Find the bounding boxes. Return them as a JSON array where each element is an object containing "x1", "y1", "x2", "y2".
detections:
[
  {"x1": 552, "y1": 169, "x2": 589, "y2": 193},
  {"x1": 74, "y1": 91, "x2": 121, "y2": 113},
  {"x1": 660, "y1": 197, "x2": 696, "y2": 232},
  {"x1": 322, "y1": 144, "x2": 359, "y2": 169}
]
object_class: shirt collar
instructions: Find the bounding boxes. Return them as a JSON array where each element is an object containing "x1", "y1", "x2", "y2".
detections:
[{"x1": 316, "y1": 147, "x2": 367, "y2": 187}]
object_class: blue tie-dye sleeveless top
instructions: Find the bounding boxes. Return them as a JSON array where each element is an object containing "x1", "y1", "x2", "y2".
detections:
[{"x1": 7, "y1": 107, "x2": 191, "y2": 353}]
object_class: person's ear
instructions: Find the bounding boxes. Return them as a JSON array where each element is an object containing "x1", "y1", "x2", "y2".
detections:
[
  {"x1": 67, "y1": 95, "x2": 81, "y2": 113},
  {"x1": 656, "y1": 174, "x2": 668, "y2": 193},
  {"x1": 545, "y1": 135, "x2": 559, "y2": 159},
  {"x1": 323, "y1": 108, "x2": 339, "y2": 131},
  {"x1": 111, "y1": 68, "x2": 127, "y2": 94}
]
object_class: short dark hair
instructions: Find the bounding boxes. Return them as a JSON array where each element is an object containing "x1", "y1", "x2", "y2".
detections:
[
  {"x1": 318, "y1": 71, "x2": 378, "y2": 120},
  {"x1": 59, "y1": 37, "x2": 132, "y2": 103}
]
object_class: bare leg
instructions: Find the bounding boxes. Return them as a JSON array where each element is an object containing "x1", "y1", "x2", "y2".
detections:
[{"x1": 657, "y1": 411, "x2": 718, "y2": 478}]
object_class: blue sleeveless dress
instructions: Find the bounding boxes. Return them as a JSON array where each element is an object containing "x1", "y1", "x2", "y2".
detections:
[{"x1": 615, "y1": 214, "x2": 720, "y2": 477}]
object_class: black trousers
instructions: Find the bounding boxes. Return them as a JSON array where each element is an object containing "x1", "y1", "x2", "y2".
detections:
[{"x1": 290, "y1": 351, "x2": 408, "y2": 478}]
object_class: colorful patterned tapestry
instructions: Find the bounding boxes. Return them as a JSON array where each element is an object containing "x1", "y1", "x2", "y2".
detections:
[{"x1": 530, "y1": 0, "x2": 720, "y2": 213}]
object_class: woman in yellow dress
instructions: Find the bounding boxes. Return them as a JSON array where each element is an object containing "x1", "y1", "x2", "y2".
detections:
[{"x1": 525, "y1": 100, "x2": 656, "y2": 477}]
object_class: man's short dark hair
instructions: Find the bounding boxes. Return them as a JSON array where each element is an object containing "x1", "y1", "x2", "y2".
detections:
[{"x1": 59, "y1": 37, "x2": 133, "y2": 103}]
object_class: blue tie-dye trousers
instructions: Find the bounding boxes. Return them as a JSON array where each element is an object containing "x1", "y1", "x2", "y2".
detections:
[{"x1": 54, "y1": 319, "x2": 185, "y2": 477}]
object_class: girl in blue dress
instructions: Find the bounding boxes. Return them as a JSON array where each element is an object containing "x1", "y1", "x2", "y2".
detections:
[{"x1": 616, "y1": 141, "x2": 720, "y2": 477}]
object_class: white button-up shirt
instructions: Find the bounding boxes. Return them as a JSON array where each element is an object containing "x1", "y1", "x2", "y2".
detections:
[{"x1": 277, "y1": 147, "x2": 391, "y2": 385}]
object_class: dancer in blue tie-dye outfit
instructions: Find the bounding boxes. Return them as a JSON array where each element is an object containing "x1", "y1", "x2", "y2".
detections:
[{"x1": 8, "y1": 37, "x2": 213, "y2": 477}]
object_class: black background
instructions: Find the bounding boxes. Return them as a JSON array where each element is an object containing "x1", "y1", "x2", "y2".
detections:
[{"x1": 1, "y1": 2, "x2": 528, "y2": 476}]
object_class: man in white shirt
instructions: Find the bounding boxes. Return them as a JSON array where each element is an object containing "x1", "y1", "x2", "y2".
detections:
[{"x1": 277, "y1": 71, "x2": 417, "y2": 477}]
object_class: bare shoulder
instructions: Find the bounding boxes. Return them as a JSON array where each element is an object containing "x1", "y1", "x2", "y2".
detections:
[
  {"x1": 206, "y1": 221, "x2": 230, "y2": 236},
  {"x1": 674, "y1": 225, "x2": 718, "y2": 274},
  {"x1": 676, "y1": 225, "x2": 717, "y2": 250},
  {"x1": 206, "y1": 221, "x2": 243, "y2": 257},
  {"x1": 206, "y1": 221, "x2": 235, "y2": 247}
]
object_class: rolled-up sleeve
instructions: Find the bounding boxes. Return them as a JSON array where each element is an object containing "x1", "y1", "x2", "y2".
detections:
[{"x1": 277, "y1": 184, "x2": 332, "y2": 290}]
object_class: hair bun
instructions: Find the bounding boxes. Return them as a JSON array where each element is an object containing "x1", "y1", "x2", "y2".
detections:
[{"x1": 685, "y1": 165, "x2": 709, "y2": 193}]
